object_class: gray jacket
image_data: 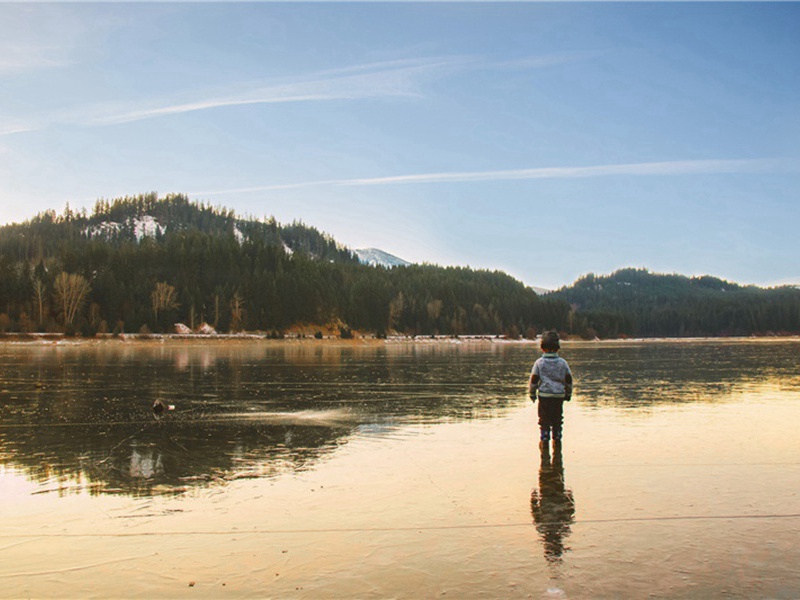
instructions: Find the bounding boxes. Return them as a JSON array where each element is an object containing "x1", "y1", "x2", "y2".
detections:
[{"x1": 531, "y1": 353, "x2": 572, "y2": 398}]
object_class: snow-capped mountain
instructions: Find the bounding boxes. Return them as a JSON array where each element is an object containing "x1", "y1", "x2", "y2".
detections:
[{"x1": 355, "y1": 248, "x2": 411, "y2": 268}]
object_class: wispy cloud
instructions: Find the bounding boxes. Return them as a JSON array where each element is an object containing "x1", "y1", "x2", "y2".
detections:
[
  {"x1": 88, "y1": 59, "x2": 451, "y2": 126},
  {"x1": 343, "y1": 158, "x2": 800, "y2": 185},
  {"x1": 0, "y1": 45, "x2": 71, "y2": 75},
  {"x1": 0, "y1": 52, "x2": 586, "y2": 136},
  {"x1": 193, "y1": 158, "x2": 800, "y2": 196},
  {"x1": 0, "y1": 121, "x2": 41, "y2": 137},
  {"x1": 0, "y1": 57, "x2": 464, "y2": 136}
]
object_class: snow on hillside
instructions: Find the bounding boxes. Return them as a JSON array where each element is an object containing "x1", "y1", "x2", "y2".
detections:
[
  {"x1": 355, "y1": 248, "x2": 411, "y2": 268},
  {"x1": 132, "y1": 216, "x2": 166, "y2": 241},
  {"x1": 85, "y1": 216, "x2": 166, "y2": 241},
  {"x1": 85, "y1": 221, "x2": 122, "y2": 238}
]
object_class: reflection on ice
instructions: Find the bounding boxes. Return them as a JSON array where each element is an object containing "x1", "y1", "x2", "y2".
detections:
[
  {"x1": 129, "y1": 444, "x2": 164, "y2": 479},
  {"x1": 531, "y1": 442, "x2": 575, "y2": 566},
  {"x1": 1, "y1": 340, "x2": 799, "y2": 598},
  {"x1": 0, "y1": 342, "x2": 521, "y2": 496},
  {"x1": 214, "y1": 408, "x2": 359, "y2": 425}
]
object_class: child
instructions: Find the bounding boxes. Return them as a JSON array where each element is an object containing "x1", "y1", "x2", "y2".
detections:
[{"x1": 528, "y1": 331, "x2": 573, "y2": 443}]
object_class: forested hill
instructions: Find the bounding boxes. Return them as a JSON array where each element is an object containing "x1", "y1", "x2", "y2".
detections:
[
  {"x1": 4, "y1": 192, "x2": 355, "y2": 264},
  {"x1": 550, "y1": 268, "x2": 800, "y2": 338},
  {"x1": 1, "y1": 195, "x2": 798, "y2": 339},
  {"x1": 0, "y1": 194, "x2": 567, "y2": 337}
]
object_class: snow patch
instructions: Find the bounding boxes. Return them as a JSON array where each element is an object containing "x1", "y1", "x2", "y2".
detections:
[
  {"x1": 132, "y1": 216, "x2": 166, "y2": 241},
  {"x1": 233, "y1": 225, "x2": 245, "y2": 244},
  {"x1": 355, "y1": 248, "x2": 410, "y2": 268},
  {"x1": 84, "y1": 216, "x2": 166, "y2": 241},
  {"x1": 84, "y1": 221, "x2": 122, "y2": 238}
]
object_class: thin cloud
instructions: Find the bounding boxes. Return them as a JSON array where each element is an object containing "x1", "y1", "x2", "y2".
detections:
[
  {"x1": 95, "y1": 53, "x2": 580, "y2": 127},
  {"x1": 0, "y1": 122, "x2": 41, "y2": 137},
  {"x1": 0, "y1": 52, "x2": 585, "y2": 135},
  {"x1": 0, "y1": 46, "x2": 71, "y2": 75},
  {"x1": 343, "y1": 158, "x2": 800, "y2": 185},
  {"x1": 1, "y1": 57, "x2": 465, "y2": 135},
  {"x1": 194, "y1": 158, "x2": 800, "y2": 196},
  {"x1": 86, "y1": 61, "x2": 439, "y2": 126}
]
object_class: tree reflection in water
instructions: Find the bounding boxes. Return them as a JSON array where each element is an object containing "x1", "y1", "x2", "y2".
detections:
[
  {"x1": 0, "y1": 343, "x2": 522, "y2": 497},
  {"x1": 2, "y1": 415, "x2": 356, "y2": 497},
  {"x1": 530, "y1": 442, "x2": 575, "y2": 566}
]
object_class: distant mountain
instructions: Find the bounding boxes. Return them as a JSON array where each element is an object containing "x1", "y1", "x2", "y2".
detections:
[
  {"x1": 550, "y1": 268, "x2": 800, "y2": 337},
  {"x1": 355, "y1": 248, "x2": 411, "y2": 269},
  {"x1": 553, "y1": 268, "x2": 750, "y2": 310}
]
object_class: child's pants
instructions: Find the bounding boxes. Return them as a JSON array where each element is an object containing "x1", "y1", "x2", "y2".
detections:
[{"x1": 537, "y1": 396, "x2": 564, "y2": 438}]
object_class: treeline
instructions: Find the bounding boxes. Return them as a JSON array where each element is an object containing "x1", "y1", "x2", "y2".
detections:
[
  {"x1": 2, "y1": 196, "x2": 798, "y2": 339},
  {"x1": 0, "y1": 194, "x2": 566, "y2": 337},
  {"x1": 551, "y1": 268, "x2": 800, "y2": 338}
]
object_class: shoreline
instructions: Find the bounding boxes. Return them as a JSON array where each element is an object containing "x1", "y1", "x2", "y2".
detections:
[{"x1": 0, "y1": 332, "x2": 798, "y2": 346}]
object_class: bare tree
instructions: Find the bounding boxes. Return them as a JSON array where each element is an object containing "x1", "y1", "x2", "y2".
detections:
[
  {"x1": 53, "y1": 272, "x2": 91, "y2": 325},
  {"x1": 32, "y1": 278, "x2": 47, "y2": 324},
  {"x1": 230, "y1": 291, "x2": 245, "y2": 332},
  {"x1": 151, "y1": 281, "x2": 179, "y2": 322},
  {"x1": 426, "y1": 299, "x2": 443, "y2": 320}
]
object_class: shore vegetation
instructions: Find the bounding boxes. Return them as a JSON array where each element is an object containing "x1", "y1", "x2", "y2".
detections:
[{"x1": 1, "y1": 194, "x2": 798, "y2": 340}]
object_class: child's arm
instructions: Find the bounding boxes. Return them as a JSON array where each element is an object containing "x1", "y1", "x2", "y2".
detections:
[
  {"x1": 528, "y1": 372, "x2": 539, "y2": 400},
  {"x1": 564, "y1": 372, "x2": 573, "y2": 401}
]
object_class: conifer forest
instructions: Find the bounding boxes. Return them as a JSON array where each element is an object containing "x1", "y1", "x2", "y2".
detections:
[{"x1": 0, "y1": 194, "x2": 798, "y2": 339}]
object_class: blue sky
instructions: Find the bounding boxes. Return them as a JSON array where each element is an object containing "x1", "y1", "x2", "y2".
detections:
[{"x1": 1, "y1": 3, "x2": 798, "y2": 289}]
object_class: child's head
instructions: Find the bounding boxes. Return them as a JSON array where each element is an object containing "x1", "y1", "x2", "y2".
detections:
[{"x1": 540, "y1": 330, "x2": 560, "y2": 352}]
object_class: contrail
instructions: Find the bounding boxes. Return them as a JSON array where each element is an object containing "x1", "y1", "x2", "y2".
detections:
[{"x1": 192, "y1": 158, "x2": 800, "y2": 196}]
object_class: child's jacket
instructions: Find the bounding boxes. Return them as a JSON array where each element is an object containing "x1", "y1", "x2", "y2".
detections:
[{"x1": 531, "y1": 353, "x2": 572, "y2": 398}]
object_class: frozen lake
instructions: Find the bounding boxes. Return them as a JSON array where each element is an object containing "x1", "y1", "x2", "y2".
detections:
[{"x1": 1, "y1": 339, "x2": 799, "y2": 598}]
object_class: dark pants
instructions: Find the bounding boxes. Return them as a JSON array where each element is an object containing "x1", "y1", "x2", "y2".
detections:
[{"x1": 537, "y1": 396, "x2": 564, "y2": 438}]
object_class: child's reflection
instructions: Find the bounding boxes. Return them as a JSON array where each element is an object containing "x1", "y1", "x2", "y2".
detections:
[{"x1": 530, "y1": 442, "x2": 575, "y2": 565}]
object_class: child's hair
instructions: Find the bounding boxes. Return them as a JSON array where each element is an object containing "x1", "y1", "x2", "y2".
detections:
[{"x1": 540, "y1": 330, "x2": 560, "y2": 352}]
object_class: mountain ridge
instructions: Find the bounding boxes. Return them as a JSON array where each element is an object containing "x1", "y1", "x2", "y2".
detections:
[
  {"x1": 549, "y1": 267, "x2": 800, "y2": 337},
  {"x1": 0, "y1": 194, "x2": 567, "y2": 337},
  {"x1": 1, "y1": 194, "x2": 798, "y2": 339}
]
